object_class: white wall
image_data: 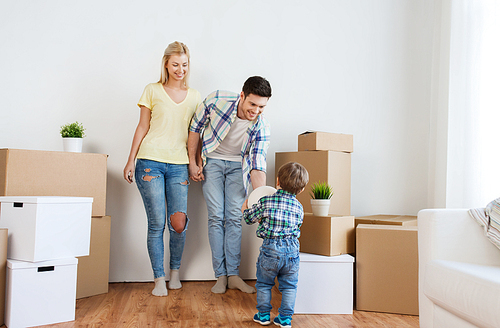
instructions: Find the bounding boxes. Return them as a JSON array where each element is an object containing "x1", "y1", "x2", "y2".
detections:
[
  {"x1": 0, "y1": 0, "x2": 435, "y2": 282},
  {"x1": 427, "y1": 0, "x2": 451, "y2": 208}
]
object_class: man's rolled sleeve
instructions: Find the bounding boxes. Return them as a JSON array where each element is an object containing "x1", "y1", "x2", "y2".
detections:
[
  {"x1": 249, "y1": 121, "x2": 271, "y2": 172},
  {"x1": 189, "y1": 100, "x2": 209, "y2": 133}
]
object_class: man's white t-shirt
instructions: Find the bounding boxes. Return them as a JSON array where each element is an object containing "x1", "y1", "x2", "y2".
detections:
[{"x1": 207, "y1": 116, "x2": 251, "y2": 162}]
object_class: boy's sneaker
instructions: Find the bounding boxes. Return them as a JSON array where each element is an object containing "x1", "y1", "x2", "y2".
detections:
[
  {"x1": 273, "y1": 314, "x2": 292, "y2": 327},
  {"x1": 253, "y1": 312, "x2": 271, "y2": 325}
]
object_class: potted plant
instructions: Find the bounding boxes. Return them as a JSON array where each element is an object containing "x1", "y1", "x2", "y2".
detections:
[
  {"x1": 310, "y1": 181, "x2": 334, "y2": 216},
  {"x1": 60, "y1": 121, "x2": 86, "y2": 152}
]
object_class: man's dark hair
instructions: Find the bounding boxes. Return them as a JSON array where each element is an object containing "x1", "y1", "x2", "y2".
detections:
[{"x1": 242, "y1": 76, "x2": 272, "y2": 98}]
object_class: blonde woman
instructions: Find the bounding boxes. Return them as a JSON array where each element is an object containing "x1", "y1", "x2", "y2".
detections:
[{"x1": 124, "y1": 41, "x2": 201, "y2": 296}]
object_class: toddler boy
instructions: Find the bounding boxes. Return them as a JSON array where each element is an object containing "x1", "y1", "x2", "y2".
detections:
[{"x1": 242, "y1": 162, "x2": 309, "y2": 327}]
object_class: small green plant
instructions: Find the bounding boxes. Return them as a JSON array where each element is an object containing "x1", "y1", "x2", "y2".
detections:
[
  {"x1": 60, "y1": 121, "x2": 86, "y2": 138},
  {"x1": 310, "y1": 181, "x2": 334, "y2": 199}
]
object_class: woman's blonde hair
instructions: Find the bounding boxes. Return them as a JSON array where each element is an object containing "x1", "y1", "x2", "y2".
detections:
[{"x1": 158, "y1": 41, "x2": 190, "y2": 86}]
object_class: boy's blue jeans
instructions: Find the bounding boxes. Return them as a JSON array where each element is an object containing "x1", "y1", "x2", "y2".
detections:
[
  {"x1": 135, "y1": 159, "x2": 190, "y2": 279},
  {"x1": 255, "y1": 237, "x2": 300, "y2": 317}
]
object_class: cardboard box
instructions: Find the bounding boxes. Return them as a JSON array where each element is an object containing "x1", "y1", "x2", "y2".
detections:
[
  {"x1": 298, "y1": 131, "x2": 353, "y2": 153},
  {"x1": 0, "y1": 229, "x2": 7, "y2": 326},
  {"x1": 0, "y1": 149, "x2": 107, "y2": 216},
  {"x1": 275, "y1": 151, "x2": 351, "y2": 215},
  {"x1": 77, "y1": 215, "x2": 111, "y2": 299},
  {"x1": 355, "y1": 214, "x2": 417, "y2": 227},
  {"x1": 295, "y1": 253, "x2": 354, "y2": 314},
  {"x1": 0, "y1": 196, "x2": 92, "y2": 262},
  {"x1": 356, "y1": 224, "x2": 418, "y2": 315},
  {"x1": 299, "y1": 214, "x2": 355, "y2": 256},
  {"x1": 5, "y1": 258, "x2": 78, "y2": 328}
]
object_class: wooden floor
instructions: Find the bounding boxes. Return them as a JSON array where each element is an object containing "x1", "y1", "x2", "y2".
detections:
[{"x1": 8, "y1": 281, "x2": 419, "y2": 328}]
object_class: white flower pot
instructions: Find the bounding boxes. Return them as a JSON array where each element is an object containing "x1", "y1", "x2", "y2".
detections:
[
  {"x1": 310, "y1": 199, "x2": 331, "y2": 217},
  {"x1": 62, "y1": 138, "x2": 83, "y2": 153}
]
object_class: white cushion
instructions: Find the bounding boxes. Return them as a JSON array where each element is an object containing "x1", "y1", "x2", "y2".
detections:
[{"x1": 424, "y1": 260, "x2": 500, "y2": 328}]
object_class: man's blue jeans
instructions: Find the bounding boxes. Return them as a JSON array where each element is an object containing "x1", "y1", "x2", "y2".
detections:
[
  {"x1": 202, "y1": 158, "x2": 246, "y2": 277},
  {"x1": 255, "y1": 238, "x2": 300, "y2": 316},
  {"x1": 135, "y1": 159, "x2": 190, "y2": 279}
]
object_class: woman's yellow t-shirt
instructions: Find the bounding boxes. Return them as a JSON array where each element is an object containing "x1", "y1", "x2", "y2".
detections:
[{"x1": 136, "y1": 82, "x2": 202, "y2": 164}]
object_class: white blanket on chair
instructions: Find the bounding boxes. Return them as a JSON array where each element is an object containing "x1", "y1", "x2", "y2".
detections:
[{"x1": 469, "y1": 198, "x2": 500, "y2": 250}]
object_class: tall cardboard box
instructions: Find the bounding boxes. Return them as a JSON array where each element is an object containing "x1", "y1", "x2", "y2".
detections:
[
  {"x1": 275, "y1": 151, "x2": 351, "y2": 215},
  {"x1": 356, "y1": 224, "x2": 419, "y2": 315},
  {"x1": 0, "y1": 228, "x2": 7, "y2": 326},
  {"x1": 0, "y1": 149, "x2": 107, "y2": 217},
  {"x1": 355, "y1": 214, "x2": 417, "y2": 227},
  {"x1": 298, "y1": 131, "x2": 353, "y2": 153},
  {"x1": 77, "y1": 215, "x2": 111, "y2": 299},
  {"x1": 299, "y1": 214, "x2": 355, "y2": 256}
]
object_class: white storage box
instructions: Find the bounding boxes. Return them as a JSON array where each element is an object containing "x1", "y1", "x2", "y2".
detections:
[
  {"x1": 0, "y1": 196, "x2": 92, "y2": 262},
  {"x1": 5, "y1": 258, "x2": 78, "y2": 328},
  {"x1": 295, "y1": 253, "x2": 354, "y2": 314}
]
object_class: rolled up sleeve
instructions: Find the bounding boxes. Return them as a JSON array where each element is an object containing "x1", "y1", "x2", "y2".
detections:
[{"x1": 249, "y1": 120, "x2": 270, "y2": 173}]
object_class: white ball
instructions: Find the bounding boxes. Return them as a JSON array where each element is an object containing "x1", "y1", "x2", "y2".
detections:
[{"x1": 247, "y1": 186, "x2": 277, "y2": 207}]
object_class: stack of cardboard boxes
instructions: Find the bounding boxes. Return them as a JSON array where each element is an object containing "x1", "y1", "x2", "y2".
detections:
[
  {"x1": 275, "y1": 131, "x2": 355, "y2": 256},
  {"x1": 0, "y1": 149, "x2": 111, "y2": 326},
  {"x1": 275, "y1": 132, "x2": 355, "y2": 314},
  {"x1": 275, "y1": 133, "x2": 419, "y2": 316}
]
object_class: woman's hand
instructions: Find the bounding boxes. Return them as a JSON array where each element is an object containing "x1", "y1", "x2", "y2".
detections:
[
  {"x1": 189, "y1": 162, "x2": 204, "y2": 182},
  {"x1": 124, "y1": 161, "x2": 135, "y2": 184},
  {"x1": 124, "y1": 106, "x2": 150, "y2": 184}
]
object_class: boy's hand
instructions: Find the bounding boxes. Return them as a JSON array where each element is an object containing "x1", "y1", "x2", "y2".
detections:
[{"x1": 241, "y1": 199, "x2": 248, "y2": 213}]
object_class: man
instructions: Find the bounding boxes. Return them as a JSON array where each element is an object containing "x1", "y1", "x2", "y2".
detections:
[{"x1": 188, "y1": 76, "x2": 272, "y2": 294}]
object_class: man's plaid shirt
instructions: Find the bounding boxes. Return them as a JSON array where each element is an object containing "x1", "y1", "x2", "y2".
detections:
[{"x1": 189, "y1": 90, "x2": 270, "y2": 193}]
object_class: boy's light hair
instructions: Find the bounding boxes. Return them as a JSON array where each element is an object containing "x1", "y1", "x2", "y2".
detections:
[
  {"x1": 158, "y1": 41, "x2": 190, "y2": 86},
  {"x1": 278, "y1": 162, "x2": 309, "y2": 195}
]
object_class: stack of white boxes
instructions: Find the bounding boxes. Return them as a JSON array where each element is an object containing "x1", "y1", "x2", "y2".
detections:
[
  {"x1": 0, "y1": 196, "x2": 93, "y2": 328},
  {"x1": 275, "y1": 131, "x2": 355, "y2": 314}
]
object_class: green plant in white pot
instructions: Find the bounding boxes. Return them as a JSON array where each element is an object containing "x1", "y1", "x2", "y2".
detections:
[
  {"x1": 60, "y1": 121, "x2": 86, "y2": 152},
  {"x1": 310, "y1": 181, "x2": 334, "y2": 216}
]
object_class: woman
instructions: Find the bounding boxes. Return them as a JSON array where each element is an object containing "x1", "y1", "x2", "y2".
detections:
[{"x1": 124, "y1": 41, "x2": 201, "y2": 296}]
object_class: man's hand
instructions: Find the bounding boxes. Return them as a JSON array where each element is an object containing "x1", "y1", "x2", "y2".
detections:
[
  {"x1": 241, "y1": 199, "x2": 249, "y2": 213},
  {"x1": 189, "y1": 162, "x2": 204, "y2": 182},
  {"x1": 187, "y1": 131, "x2": 204, "y2": 182}
]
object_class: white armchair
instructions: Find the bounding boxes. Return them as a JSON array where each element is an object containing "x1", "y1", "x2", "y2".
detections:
[{"x1": 418, "y1": 209, "x2": 500, "y2": 328}]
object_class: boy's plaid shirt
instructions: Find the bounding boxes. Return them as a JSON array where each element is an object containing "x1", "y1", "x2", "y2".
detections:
[
  {"x1": 189, "y1": 90, "x2": 270, "y2": 194},
  {"x1": 243, "y1": 189, "x2": 304, "y2": 239}
]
